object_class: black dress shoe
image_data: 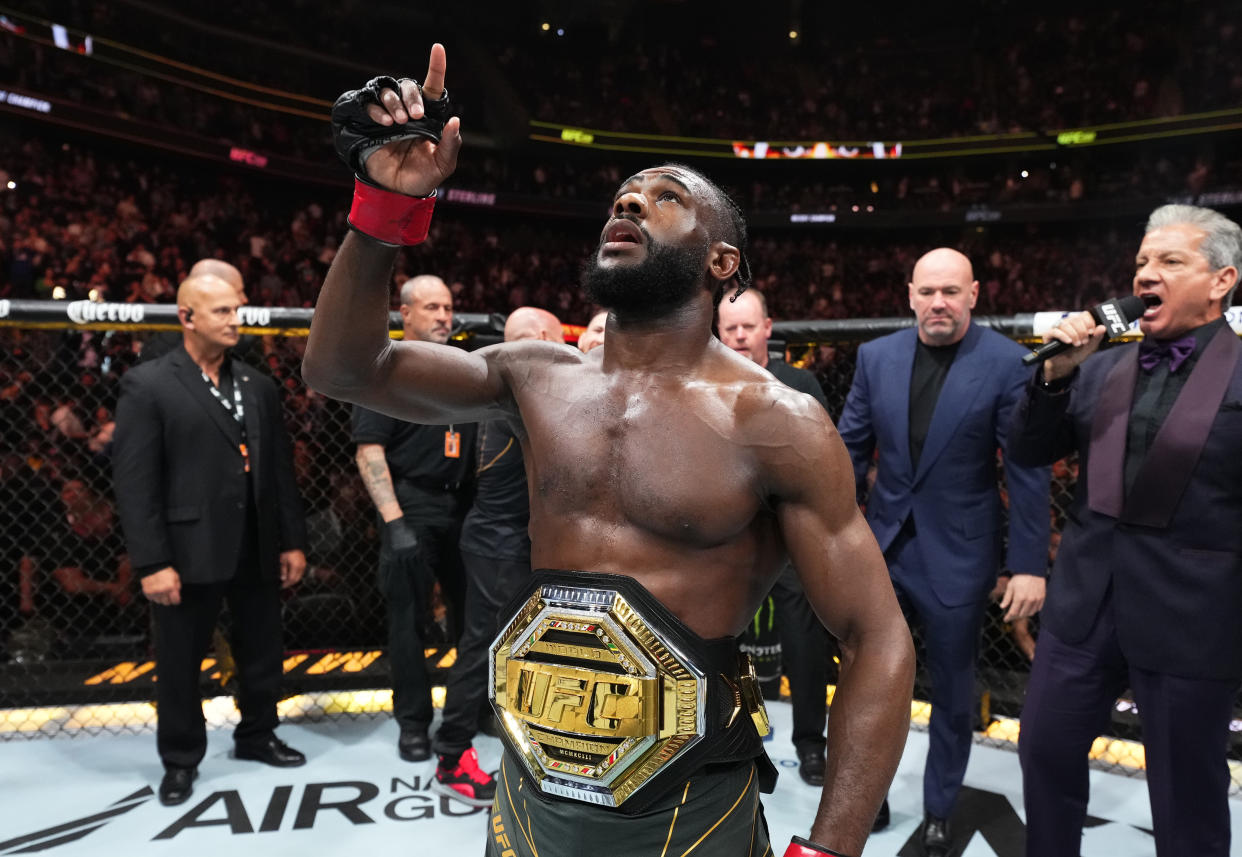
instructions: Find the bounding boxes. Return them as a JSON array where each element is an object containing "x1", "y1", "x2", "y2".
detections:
[
  {"x1": 159, "y1": 767, "x2": 197, "y2": 806},
  {"x1": 872, "y1": 797, "x2": 890, "y2": 832},
  {"x1": 234, "y1": 735, "x2": 307, "y2": 768},
  {"x1": 398, "y1": 728, "x2": 431, "y2": 762},
  {"x1": 921, "y1": 814, "x2": 951, "y2": 857},
  {"x1": 795, "y1": 745, "x2": 826, "y2": 787}
]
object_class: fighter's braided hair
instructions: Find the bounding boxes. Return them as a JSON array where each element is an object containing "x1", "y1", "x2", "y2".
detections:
[
  {"x1": 718, "y1": 187, "x2": 754, "y2": 305},
  {"x1": 660, "y1": 163, "x2": 752, "y2": 306}
]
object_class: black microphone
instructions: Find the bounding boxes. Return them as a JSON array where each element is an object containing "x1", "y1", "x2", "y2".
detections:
[{"x1": 1021, "y1": 295, "x2": 1147, "y2": 366}]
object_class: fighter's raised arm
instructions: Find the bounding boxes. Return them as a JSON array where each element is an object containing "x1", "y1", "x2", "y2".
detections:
[{"x1": 303, "y1": 44, "x2": 515, "y2": 424}]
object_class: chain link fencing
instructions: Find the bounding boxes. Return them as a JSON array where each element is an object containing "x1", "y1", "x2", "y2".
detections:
[{"x1": 0, "y1": 318, "x2": 1238, "y2": 791}]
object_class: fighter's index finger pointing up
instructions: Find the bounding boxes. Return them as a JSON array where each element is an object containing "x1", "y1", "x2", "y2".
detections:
[{"x1": 422, "y1": 43, "x2": 447, "y2": 101}]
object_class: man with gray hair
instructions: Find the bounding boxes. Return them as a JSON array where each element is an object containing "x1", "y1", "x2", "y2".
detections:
[
  {"x1": 352, "y1": 274, "x2": 478, "y2": 776},
  {"x1": 1009, "y1": 204, "x2": 1242, "y2": 856}
]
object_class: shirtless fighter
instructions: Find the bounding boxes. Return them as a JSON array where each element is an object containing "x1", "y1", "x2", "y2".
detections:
[{"x1": 303, "y1": 44, "x2": 914, "y2": 857}]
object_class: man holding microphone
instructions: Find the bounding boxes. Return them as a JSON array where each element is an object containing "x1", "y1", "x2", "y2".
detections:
[{"x1": 1009, "y1": 204, "x2": 1242, "y2": 857}]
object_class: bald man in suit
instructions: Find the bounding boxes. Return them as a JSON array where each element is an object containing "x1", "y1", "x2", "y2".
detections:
[
  {"x1": 113, "y1": 275, "x2": 307, "y2": 806},
  {"x1": 838, "y1": 248, "x2": 1051, "y2": 854}
]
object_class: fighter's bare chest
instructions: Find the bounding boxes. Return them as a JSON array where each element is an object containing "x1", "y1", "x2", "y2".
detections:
[{"x1": 516, "y1": 380, "x2": 763, "y2": 543}]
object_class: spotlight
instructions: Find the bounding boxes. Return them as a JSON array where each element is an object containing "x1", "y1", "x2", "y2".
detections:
[
  {"x1": 5, "y1": 181, "x2": 14, "y2": 190},
  {"x1": 1020, "y1": 170, "x2": 1029, "y2": 178},
  {"x1": 541, "y1": 22, "x2": 550, "y2": 31},
  {"x1": 789, "y1": 30, "x2": 799, "y2": 40},
  {"x1": 556, "y1": 28, "x2": 565, "y2": 36}
]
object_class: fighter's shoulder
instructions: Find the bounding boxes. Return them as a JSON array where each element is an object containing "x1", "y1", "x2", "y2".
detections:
[{"x1": 724, "y1": 359, "x2": 834, "y2": 439}]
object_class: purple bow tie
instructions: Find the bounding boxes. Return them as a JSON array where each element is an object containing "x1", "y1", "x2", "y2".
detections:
[{"x1": 1138, "y1": 335, "x2": 1196, "y2": 373}]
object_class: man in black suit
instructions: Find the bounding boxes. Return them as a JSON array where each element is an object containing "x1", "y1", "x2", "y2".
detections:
[
  {"x1": 352, "y1": 275, "x2": 479, "y2": 788},
  {"x1": 1009, "y1": 204, "x2": 1242, "y2": 856},
  {"x1": 113, "y1": 274, "x2": 308, "y2": 807}
]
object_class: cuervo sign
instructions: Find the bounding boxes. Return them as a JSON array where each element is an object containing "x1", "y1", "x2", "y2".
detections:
[{"x1": 66, "y1": 301, "x2": 145, "y2": 325}]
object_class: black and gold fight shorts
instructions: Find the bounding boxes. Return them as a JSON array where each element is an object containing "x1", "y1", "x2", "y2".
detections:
[{"x1": 486, "y1": 750, "x2": 772, "y2": 857}]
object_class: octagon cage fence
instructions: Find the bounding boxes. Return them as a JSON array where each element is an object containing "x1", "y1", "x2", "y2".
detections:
[{"x1": 1, "y1": 299, "x2": 1239, "y2": 794}]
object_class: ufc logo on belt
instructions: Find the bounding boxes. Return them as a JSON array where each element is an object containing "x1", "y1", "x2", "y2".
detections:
[{"x1": 511, "y1": 663, "x2": 651, "y2": 736}]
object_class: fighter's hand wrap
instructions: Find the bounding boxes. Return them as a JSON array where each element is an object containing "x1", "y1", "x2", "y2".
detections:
[
  {"x1": 783, "y1": 838, "x2": 853, "y2": 857},
  {"x1": 348, "y1": 179, "x2": 436, "y2": 246},
  {"x1": 332, "y1": 75, "x2": 451, "y2": 245}
]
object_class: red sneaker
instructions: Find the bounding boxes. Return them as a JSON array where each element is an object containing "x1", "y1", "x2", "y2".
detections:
[{"x1": 432, "y1": 747, "x2": 497, "y2": 807}]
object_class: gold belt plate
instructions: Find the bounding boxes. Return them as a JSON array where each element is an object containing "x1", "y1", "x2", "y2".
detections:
[{"x1": 490, "y1": 582, "x2": 707, "y2": 807}]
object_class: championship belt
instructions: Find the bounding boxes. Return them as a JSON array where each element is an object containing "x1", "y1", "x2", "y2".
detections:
[{"x1": 490, "y1": 570, "x2": 771, "y2": 812}]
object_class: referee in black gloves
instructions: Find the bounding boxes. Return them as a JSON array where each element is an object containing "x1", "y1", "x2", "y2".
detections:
[{"x1": 352, "y1": 274, "x2": 476, "y2": 764}]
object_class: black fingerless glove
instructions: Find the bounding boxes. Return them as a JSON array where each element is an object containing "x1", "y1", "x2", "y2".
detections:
[{"x1": 331, "y1": 75, "x2": 453, "y2": 180}]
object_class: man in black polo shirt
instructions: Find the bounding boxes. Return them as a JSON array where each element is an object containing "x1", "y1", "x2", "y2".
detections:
[
  {"x1": 717, "y1": 289, "x2": 845, "y2": 798},
  {"x1": 353, "y1": 274, "x2": 477, "y2": 773}
]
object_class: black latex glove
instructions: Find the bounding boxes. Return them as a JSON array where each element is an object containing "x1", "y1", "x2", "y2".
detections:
[{"x1": 381, "y1": 518, "x2": 420, "y2": 560}]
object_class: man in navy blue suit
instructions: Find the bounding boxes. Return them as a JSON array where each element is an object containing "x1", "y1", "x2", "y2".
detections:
[
  {"x1": 838, "y1": 248, "x2": 1051, "y2": 855},
  {"x1": 1009, "y1": 204, "x2": 1242, "y2": 857}
]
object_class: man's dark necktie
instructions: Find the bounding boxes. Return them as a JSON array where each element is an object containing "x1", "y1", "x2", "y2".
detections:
[{"x1": 1138, "y1": 335, "x2": 1195, "y2": 373}]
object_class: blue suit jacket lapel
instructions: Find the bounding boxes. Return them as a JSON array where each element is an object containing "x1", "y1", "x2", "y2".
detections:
[
  {"x1": 885, "y1": 329, "x2": 917, "y2": 481},
  {"x1": 913, "y1": 324, "x2": 985, "y2": 485}
]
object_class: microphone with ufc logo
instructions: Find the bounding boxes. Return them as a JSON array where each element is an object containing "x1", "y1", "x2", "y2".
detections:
[{"x1": 1021, "y1": 295, "x2": 1147, "y2": 366}]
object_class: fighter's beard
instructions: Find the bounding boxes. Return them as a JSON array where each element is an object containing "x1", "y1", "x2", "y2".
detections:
[{"x1": 582, "y1": 238, "x2": 707, "y2": 323}]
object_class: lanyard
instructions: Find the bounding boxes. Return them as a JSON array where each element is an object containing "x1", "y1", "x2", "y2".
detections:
[
  {"x1": 201, "y1": 370, "x2": 245, "y2": 425},
  {"x1": 202, "y1": 370, "x2": 250, "y2": 472}
]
